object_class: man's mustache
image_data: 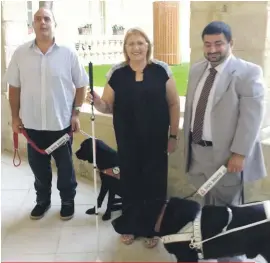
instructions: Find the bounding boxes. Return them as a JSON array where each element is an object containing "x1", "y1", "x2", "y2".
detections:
[{"x1": 207, "y1": 52, "x2": 221, "y2": 56}]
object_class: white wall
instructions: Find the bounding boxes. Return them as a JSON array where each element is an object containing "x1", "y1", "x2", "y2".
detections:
[
  {"x1": 105, "y1": 0, "x2": 124, "y2": 35},
  {"x1": 53, "y1": 0, "x2": 90, "y2": 44},
  {"x1": 122, "y1": 0, "x2": 154, "y2": 39}
]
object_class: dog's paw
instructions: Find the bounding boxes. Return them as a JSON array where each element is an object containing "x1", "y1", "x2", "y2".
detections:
[
  {"x1": 102, "y1": 213, "x2": 111, "y2": 221},
  {"x1": 85, "y1": 207, "x2": 96, "y2": 215}
]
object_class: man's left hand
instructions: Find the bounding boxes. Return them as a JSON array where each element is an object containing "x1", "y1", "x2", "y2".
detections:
[
  {"x1": 168, "y1": 138, "x2": 178, "y2": 155},
  {"x1": 227, "y1": 153, "x2": 245, "y2": 173},
  {"x1": 71, "y1": 116, "x2": 80, "y2": 133}
]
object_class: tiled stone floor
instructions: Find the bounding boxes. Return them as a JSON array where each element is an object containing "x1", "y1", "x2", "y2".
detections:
[
  {"x1": 1, "y1": 152, "x2": 175, "y2": 262},
  {"x1": 1, "y1": 152, "x2": 266, "y2": 263}
]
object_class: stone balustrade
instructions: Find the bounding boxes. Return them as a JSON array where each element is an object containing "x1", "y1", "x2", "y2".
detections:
[
  {"x1": 75, "y1": 35, "x2": 125, "y2": 65},
  {"x1": 21, "y1": 33, "x2": 127, "y2": 66}
]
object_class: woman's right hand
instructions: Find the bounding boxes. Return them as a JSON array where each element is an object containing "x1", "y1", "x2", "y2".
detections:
[
  {"x1": 86, "y1": 84, "x2": 114, "y2": 114},
  {"x1": 86, "y1": 89, "x2": 102, "y2": 107}
]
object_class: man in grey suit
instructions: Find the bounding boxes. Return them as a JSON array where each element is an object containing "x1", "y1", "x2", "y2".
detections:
[{"x1": 183, "y1": 21, "x2": 267, "y2": 261}]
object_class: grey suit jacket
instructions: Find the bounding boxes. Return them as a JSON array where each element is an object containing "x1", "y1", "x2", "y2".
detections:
[{"x1": 183, "y1": 55, "x2": 267, "y2": 182}]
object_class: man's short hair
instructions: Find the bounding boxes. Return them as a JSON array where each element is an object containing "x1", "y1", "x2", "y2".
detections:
[{"x1": 202, "y1": 21, "x2": 232, "y2": 42}]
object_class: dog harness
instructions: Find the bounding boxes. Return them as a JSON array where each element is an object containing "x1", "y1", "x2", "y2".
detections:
[{"x1": 161, "y1": 200, "x2": 270, "y2": 259}]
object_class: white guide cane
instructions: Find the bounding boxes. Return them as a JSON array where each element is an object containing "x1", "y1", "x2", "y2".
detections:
[{"x1": 89, "y1": 62, "x2": 101, "y2": 262}]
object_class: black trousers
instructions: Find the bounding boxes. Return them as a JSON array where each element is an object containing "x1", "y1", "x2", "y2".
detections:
[{"x1": 25, "y1": 126, "x2": 77, "y2": 203}]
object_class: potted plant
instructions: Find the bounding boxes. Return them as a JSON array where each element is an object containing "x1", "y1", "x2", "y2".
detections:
[
  {"x1": 112, "y1": 24, "x2": 125, "y2": 35},
  {"x1": 78, "y1": 24, "x2": 92, "y2": 35}
]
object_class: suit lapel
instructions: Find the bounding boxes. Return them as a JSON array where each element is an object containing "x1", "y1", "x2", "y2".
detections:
[{"x1": 212, "y1": 56, "x2": 237, "y2": 108}]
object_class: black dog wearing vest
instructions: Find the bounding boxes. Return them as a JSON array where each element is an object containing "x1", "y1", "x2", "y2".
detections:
[
  {"x1": 75, "y1": 138, "x2": 122, "y2": 221},
  {"x1": 111, "y1": 197, "x2": 270, "y2": 262}
]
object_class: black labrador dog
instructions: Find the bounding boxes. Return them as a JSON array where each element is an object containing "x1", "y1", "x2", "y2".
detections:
[
  {"x1": 111, "y1": 197, "x2": 270, "y2": 262},
  {"x1": 75, "y1": 138, "x2": 122, "y2": 220}
]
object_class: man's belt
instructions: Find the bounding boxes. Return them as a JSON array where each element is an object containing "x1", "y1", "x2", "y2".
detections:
[
  {"x1": 196, "y1": 140, "x2": 212, "y2": 147},
  {"x1": 190, "y1": 132, "x2": 213, "y2": 147},
  {"x1": 99, "y1": 167, "x2": 120, "y2": 179}
]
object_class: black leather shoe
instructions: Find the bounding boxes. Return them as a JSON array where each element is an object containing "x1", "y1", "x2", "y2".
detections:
[
  {"x1": 60, "y1": 200, "x2": 74, "y2": 220},
  {"x1": 30, "y1": 201, "x2": 51, "y2": 220}
]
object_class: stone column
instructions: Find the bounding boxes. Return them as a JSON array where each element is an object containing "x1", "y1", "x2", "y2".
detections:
[
  {"x1": 190, "y1": 1, "x2": 270, "y2": 139},
  {"x1": 1, "y1": 1, "x2": 28, "y2": 152},
  {"x1": 153, "y1": 1, "x2": 180, "y2": 64},
  {"x1": 1, "y1": 3, "x2": 7, "y2": 93},
  {"x1": 1, "y1": 1, "x2": 28, "y2": 92},
  {"x1": 91, "y1": 0, "x2": 101, "y2": 36}
]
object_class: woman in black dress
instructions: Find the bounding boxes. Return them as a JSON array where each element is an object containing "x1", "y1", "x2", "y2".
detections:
[{"x1": 87, "y1": 27, "x2": 180, "y2": 248}]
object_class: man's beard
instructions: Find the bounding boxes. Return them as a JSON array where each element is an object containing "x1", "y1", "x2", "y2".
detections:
[{"x1": 205, "y1": 52, "x2": 228, "y2": 66}]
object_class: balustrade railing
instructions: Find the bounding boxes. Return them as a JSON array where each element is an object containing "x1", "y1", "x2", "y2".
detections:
[{"x1": 75, "y1": 35, "x2": 125, "y2": 65}]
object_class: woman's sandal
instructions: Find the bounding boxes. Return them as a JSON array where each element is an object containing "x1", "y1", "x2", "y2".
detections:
[
  {"x1": 121, "y1": 234, "x2": 135, "y2": 245},
  {"x1": 143, "y1": 236, "x2": 159, "y2": 248}
]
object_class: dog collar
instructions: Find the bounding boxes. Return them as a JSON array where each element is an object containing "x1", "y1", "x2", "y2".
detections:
[{"x1": 99, "y1": 166, "x2": 120, "y2": 179}]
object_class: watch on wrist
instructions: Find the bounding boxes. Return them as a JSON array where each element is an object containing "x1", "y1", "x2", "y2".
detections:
[
  {"x1": 169, "y1": 134, "x2": 178, "y2": 140},
  {"x1": 74, "y1": 106, "x2": 81, "y2": 111},
  {"x1": 73, "y1": 106, "x2": 81, "y2": 115},
  {"x1": 112, "y1": 166, "x2": 120, "y2": 175}
]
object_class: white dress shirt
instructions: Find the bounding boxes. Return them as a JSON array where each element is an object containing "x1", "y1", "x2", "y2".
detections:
[
  {"x1": 4, "y1": 39, "x2": 89, "y2": 131},
  {"x1": 191, "y1": 55, "x2": 232, "y2": 141}
]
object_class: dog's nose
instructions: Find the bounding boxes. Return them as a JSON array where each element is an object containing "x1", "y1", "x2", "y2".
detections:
[{"x1": 75, "y1": 150, "x2": 80, "y2": 158}]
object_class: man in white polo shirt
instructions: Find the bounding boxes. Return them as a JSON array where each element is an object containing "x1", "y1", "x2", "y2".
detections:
[{"x1": 5, "y1": 7, "x2": 89, "y2": 220}]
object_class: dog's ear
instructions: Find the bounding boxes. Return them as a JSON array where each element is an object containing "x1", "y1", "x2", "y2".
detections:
[
  {"x1": 160, "y1": 198, "x2": 200, "y2": 236},
  {"x1": 81, "y1": 138, "x2": 92, "y2": 150}
]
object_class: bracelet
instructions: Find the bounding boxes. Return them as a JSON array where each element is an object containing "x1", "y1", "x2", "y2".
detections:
[{"x1": 169, "y1": 134, "x2": 178, "y2": 140}]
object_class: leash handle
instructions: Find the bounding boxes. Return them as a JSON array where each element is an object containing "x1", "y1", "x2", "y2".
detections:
[
  {"x1": 13, "y1": 132, "x2": 19, "y2": 149},
  {"x1": 13, "y1": 132, "x2": 21, "y2": 167},
  {"x1": 12, "y1": 129, "x2": 73, "y2": 167}
]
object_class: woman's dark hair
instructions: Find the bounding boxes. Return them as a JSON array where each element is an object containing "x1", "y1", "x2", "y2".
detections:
[{"x1": 202, "y1": 21, "x2": 232, "y2": 42}]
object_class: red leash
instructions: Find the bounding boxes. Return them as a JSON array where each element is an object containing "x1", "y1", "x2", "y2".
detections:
[
  {"x1": 13, "y1": 132, "x2": 21, "y2": 167},
  {"x1": 13, "y1": 129, "x2": 73, "y2": 167}
]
